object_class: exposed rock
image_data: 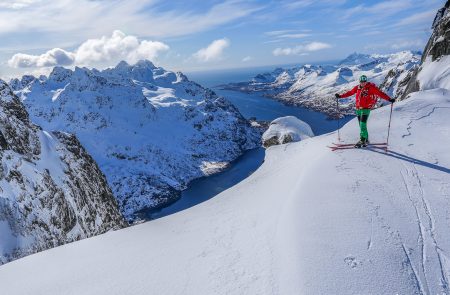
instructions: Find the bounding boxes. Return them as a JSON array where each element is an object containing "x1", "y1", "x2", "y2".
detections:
[
  {"x1": 401, "y1": 1, "x2": 450, "y2": 99},
  {"x1": 0, "y1": 80, "x2": 127, "y2": 265}
]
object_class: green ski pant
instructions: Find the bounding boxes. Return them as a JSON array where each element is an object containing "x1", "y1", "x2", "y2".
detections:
[{"x1": 356, "y1": 109, "x2": 371, "y2": 140}]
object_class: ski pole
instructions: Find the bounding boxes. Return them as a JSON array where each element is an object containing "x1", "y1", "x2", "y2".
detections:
[
  {"x1": 336, "y1": 97, "x2": 341, "y2": 142},
  {"x1": 386, "y1": 103, "x2": 394, "y2": 150}
]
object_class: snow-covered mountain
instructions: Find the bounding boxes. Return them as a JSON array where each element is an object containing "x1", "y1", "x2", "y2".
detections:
[
  {"x1": 221, "y1": 51, "x2": 421, "y2": 117},
  {"x1": 0, "y1": 80, "x2": 126, "y2": 265},
  {"x1": 11, "y1": 61, "x2": 260, "y2": 221}
]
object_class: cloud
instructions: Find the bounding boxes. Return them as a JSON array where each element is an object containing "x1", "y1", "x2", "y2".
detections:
[
  {"x1": 75, "y1": 30, "x2": 169, "y2": 65},
  {"x1": 8, "y1": 30, "x2": 169, "y2": 68},
  {"x1": 8, "y1": 48, "x2": 75, "y2": 68},
  {"x1": 277, "y1": 33, "x2": 310, "y2": 39},
  {"x1": 265, "y1": 30, "x2": 310, "y2": 39},
  {"x1": 193, "y1": 38, "x2": 230, "y2": 62},
  {"x1": 0, "y1": 0, "x2": 262, "y2": 43},
  {"x1": 0, "y1": 0, "x2": 40, "y2": 9},
  {"x1": 273, "y1": 42, "x2": 332, "y2": 56},
  {"x1": 265, "y1": 30, "x2": 296, "y2": 36},
  {"x1": 390, "y1": 39, "x2": 425, "y2": 50},
  {"x1": 395, "y1": 10, "x2": 436, "y2": 26},
  {"x1": 342, "y1": 0, "x2": 413, "y2": 19},
  {"x1": 281, "y1": 0, "x2": 347, "y2": 10},
  {"x1": 242, "y1": 56, "x2": 252, "y2": 62}
]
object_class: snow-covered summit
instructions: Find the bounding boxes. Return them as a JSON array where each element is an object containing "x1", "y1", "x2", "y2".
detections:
[
  {"x1": 221, "y1": 51, "x2": 421, "y2": 118},
  {"x1": 12, "y1": 61, "x2": 260, "y2": 221},
  {"x1": 338, "y1": 52, "x2": 376, "y2": 66},
  {"x1": 0, "y1": 80, "x2": 126, "y2": 265}
]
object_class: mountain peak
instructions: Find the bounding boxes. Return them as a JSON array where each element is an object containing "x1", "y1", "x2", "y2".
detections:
[
  {"x1": 134, "y1": 60, "x2": 156, "y2": 69},
  {"x1": 338, "y1": 52, "x2": 372, "y2": 66},
  {"x1": 115, "y1": 60, "x2": 130, "y2": 70},
  {"x1": 49, "y1": 66, "x2": 73, "y2": 82}
]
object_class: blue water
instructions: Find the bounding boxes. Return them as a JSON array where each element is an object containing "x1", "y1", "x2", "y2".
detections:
[
  {"x1": 142, "y1": 68, "x2": 349, "y2": 220},
  {"x1": 143, "y1": 148, "x2": 265, "y2": 220},
  {"x1": 216, "y1": 89, "x2": 340, "y2": 135}
]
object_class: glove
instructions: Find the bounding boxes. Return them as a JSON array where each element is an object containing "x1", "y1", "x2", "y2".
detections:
[
  {"x1": 389, "y1": 98, "x2": 395, "y2": 103},
  {"x1": 335, "y1": 93, "x2": 340, "y2": 99}
]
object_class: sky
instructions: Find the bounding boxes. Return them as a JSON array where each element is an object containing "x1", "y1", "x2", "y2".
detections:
[{"x1": 0, "y1": 0, "x2": 445, "y2": 79}]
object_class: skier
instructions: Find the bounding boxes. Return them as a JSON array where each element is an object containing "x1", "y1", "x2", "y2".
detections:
[{"x1": 335, "y1": 75, "x2": 395, "y2": 148}]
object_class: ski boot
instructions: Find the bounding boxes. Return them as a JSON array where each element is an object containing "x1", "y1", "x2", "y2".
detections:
[{"x1": 354, "y1": 138, "x2": 369, "y2": 148}]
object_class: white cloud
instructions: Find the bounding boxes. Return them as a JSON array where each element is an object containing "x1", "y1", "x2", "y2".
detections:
[
  {"x1": 8, "y1": 48, "x2": 75, "y2": 68},
  {"x1": 342, "y1": 0, "x2": 413, "y2": 19},
  {"x1": 193, "y1": 38, "x2": 230, "y2": 62},
  {"x1": 395, "y1": 10, "x2": 436, "y2": 26},
  {"x1": 391, "y1": 39, "x2": 425, "y2": 50},
  {"x1": 304, "y1": 42, "x2": 331, "y2": 51},
  {"x1": 0, "y1": 0, "x2": 40, "y2": 9},
  {"x1": 277, "y1": 33, "x2": 310, "y2": 39},
  {"x1": 273, "y1": 42, "x2": 332, "y2": 56},
  {"x1": 265, "y1": 30, "x2": 310, "y2": 39},
  {"x1": 75, "y1": 30, "x2": 169, "y2": 65},
  {"x1": 265, "y1": 30, "x2": 295, "y2": 36},
  {"x1": 242, "y1": 56, "x2": 252, "y2": 62},
  {"x1": 0, "y1": 0, "x2": 261, "y2": 43},
  {"x1": 8, "y1": 30, "x2": 169, "y2": 68}
]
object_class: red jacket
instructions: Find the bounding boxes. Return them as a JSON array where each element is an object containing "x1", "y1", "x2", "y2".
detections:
[{"x1": 339, "y1": 82, "x2": 391, "y2": 109}]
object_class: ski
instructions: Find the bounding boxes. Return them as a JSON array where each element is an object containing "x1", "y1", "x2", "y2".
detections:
[
  {"x1": 331, "y1": 142, "x2": 387, "y2": 147},
  {"x1": 328, "y1": 144, "x2": 388, "y2": 151}
]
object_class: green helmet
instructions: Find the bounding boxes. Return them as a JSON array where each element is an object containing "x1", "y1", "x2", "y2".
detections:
[{"x1": 359, "y1": 75, "x2": 368, "y2": 82}]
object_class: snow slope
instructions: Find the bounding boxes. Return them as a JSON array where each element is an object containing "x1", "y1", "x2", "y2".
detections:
[{"x1": 1, "y1": 82, "x2": 449, "y2": 293}]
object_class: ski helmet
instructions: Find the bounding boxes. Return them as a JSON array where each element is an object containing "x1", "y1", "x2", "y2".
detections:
[{"x1": 359, "y1": 75, "x2": 368, "y2": 82}]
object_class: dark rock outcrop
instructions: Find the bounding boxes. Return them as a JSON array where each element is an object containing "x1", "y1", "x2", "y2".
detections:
[
  {"x1": 401, "y1": 1, "x2": 450, "y2": 99},
  {"x1": 0, "y1": 80, "x2": 127, "y2": 265}
]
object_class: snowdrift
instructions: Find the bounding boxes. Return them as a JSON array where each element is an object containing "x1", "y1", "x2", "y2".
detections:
[{"x1": 262, "y1": 116, "x2": 313, "y2": 147}]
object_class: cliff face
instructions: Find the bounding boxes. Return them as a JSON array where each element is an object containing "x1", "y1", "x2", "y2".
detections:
[
  {"x1": 0, "y1": 80, "x2": 127, "y2": 265},
  {"x1": 401, "y1": 1, "x2": 450, "y2": 99}
]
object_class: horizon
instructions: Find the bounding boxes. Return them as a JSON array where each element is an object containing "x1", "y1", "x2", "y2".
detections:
[
  {"x1": 5, "y1": 50, "x2": 422, "y2": 82},
  {"x1": 0, "y1": 0, "x2": 444, "y2": 79}
]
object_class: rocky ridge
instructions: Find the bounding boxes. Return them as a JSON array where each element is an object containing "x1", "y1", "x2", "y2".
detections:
[
  {"x1": 0, "y1": 80, "x2": 127, "y2": 265},
  {"x1": 401, "y1": 0, "x2": 450, "y2": 99}
]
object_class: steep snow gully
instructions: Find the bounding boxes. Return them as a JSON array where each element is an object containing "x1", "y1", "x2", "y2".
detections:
[{"x1": 1, "y1": 87, "x2": 449, "y2": 294}]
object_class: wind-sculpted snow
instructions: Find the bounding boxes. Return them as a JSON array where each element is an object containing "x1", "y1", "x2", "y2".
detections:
[
  {"x1": 11, "y1": 60, "x2": 260, "y2": 221},
  {"x1": 0, "y1": 80, "x2": 126, "y2": 265},
  {"x1": 221, "y1": 51, "x2": 420, "y2": 118}
]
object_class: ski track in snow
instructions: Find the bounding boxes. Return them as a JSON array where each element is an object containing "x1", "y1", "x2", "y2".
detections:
[
  {"x1": 402, "y1": 106, "x2": 450, "y2": 139},
  {"x1": 395, "y1": 102, "x2": 450, "y2": 294}
]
